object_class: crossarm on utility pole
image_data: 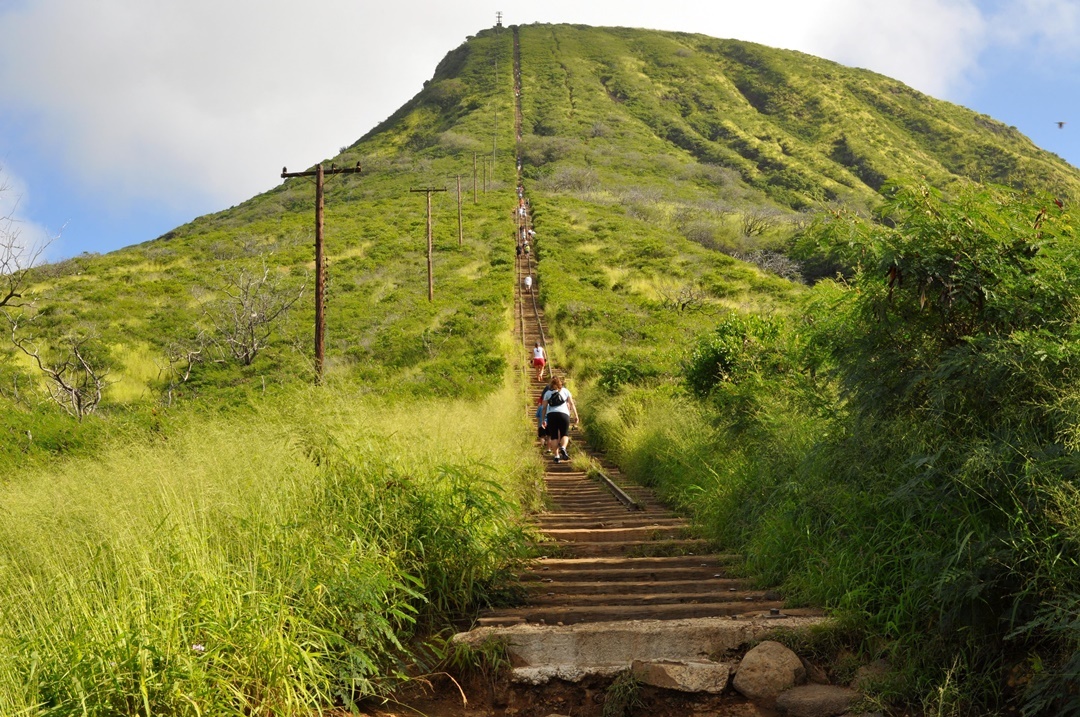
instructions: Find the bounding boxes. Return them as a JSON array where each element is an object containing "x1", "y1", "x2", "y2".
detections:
[{"x1": 281, "y1": 162, "x2": 362, "y2": 179}]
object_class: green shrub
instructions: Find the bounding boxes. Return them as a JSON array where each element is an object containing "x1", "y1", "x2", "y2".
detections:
[
  {"x1": 682, "y1": 312, "x2": 784, "y2": 397},
  {"x1": 595, "y1": 355, "x2": 661, "y2": 393}
]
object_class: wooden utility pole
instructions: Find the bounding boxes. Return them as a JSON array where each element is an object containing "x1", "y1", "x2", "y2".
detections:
[
  {"x1": 280, "y1": 161, "x2": 361, "y2": 384},
  {"x1": 483, "y1": 158, "x2": 488, "y2": 194},
  {"x1": 409, "y1": 187, "x2": 447, "y2": 301},
  {"x1": 456, "y1": 175, "x2": 463, "y2": 247},
  {"x1": 472, "y1": 152, "x2": 478, "y2": 204}
]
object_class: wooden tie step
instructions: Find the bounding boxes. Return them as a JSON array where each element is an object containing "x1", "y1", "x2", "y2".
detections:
[
  {"x1": 533, "y1": 538, "x2": 719, "y2": 558},
  {"x1": 482, "y1": 600, "x2": 786, "y2": 625}
]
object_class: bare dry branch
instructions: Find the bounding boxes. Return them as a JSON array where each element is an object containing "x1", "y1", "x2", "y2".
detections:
[
  {"x1": 658, "y1": 283, "x2": 709, "y2": 313},
  {"x1": 204, "y1": 263, "x2": 306, "y2": 366},
  {"x1": 740, "y1": 207, "x2": 781, "y2": 237},
  {"x1": 9, "y1": 314, "x2": 109, "y2": 421}
]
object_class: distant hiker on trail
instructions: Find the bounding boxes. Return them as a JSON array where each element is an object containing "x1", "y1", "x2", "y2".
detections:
[
  {"x1": 524, "y1": 274, "x2": 533, "y2": 293},
  {"x1": 523, "y1": 242, "x2": 531, "y2": 256},
  {"x1": 536, "y1": 380, "x2": 554, "y2": 448},
  {"x1": 516, "y1": 243, "x2": 522, "y2": 257},
  {"x1": 532, "y1": 341, "x2": 546, "y2": 381},
  {"x1": 541, "y1": 375, "x2": 579, "y2": 463}
]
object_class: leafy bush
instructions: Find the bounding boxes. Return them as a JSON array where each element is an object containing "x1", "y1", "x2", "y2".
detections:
[
  {"x1": 595, "y1": 355, "x2": 661, "y2": 393},
  {"x1": 683, "y1": 312, "x2": 784, "y2": 397},
  {"x1": 591, "y1": 181, "x2": 1080, "y2": 713}
]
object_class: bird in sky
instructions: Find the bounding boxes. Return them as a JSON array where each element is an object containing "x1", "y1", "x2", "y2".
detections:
[{"x1": 1057, "y1": 121, "x2": 1066, "y2": 129}]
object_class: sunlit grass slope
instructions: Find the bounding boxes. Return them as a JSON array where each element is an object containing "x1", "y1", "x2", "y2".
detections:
[
  {"x1": 5, "y1": 27, "x2": 520, "y2": 408},
  {"x1": 0, "y1": 383, "x2": 540, "y2": 715},
  {"x1": 517, "y1": 24, "x2": 1080, "y2": 208},
  {"x1": 512, "y1": 23, "x2": 1080, "y2": 386}
]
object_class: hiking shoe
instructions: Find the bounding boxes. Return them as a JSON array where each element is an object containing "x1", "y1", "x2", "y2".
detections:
[
  {"x1": 553, "y1": 456, "x2": 561, "y2": 464},
  {"x1": 559, "y1": 447, "x2": 570, "y2": 461}
]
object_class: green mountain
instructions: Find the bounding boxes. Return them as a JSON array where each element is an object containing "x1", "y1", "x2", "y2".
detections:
[
  {"x1": 516, "y1": 25, "x2": 1080, "y2": 206},
  {"x1": 11, "y1": 23, "x2": 1077, "y2": 412}
]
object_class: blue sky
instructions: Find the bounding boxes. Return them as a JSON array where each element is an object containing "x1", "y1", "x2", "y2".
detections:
[{"x1": 1, "y1": 0, "x2": 1078, "y2": 261}]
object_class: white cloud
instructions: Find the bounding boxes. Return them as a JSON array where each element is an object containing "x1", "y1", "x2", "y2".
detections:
[
  {"x1": 800, "y1": 0, "x2": 987, "y2": 96},
  {"x1": 0, "y1": 167, "x2": 58, "y2": 266},
  {"x1": 0, "y1": 0, "x2": 482, "y2": 209},
  {"x1": 0, "y1": 0, "x2": 1070, "y2": 227},
  {"x1": 983, "y1": 0, "x2": 1080, "y2": 61}
]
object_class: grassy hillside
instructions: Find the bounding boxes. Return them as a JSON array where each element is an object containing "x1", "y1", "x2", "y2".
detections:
[
  {"x1": 5, "y1": 19, "x2": 1080, "y2": 714},
  {"x1": 512, "y1": 24, "x2": 1080, "y2": 392},
  {"x1": 518, "y1": 24, "x2": 1080, "y2": 209},
  {"x1": 3, "y1": 28, "x2": 518, "y2": 411}
]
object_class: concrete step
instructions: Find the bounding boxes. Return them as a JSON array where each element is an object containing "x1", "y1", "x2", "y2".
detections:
[{"x1": 453, "y1": 614, "x2": 828, "y2": 684}]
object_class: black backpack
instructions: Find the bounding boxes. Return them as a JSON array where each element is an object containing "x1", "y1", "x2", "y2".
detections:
[{"x1": 547, "y1": 389, "x2": 566, "y2": 408}]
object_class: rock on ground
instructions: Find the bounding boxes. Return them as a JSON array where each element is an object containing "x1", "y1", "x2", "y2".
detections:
[
  {"x1": 630, "y1": 659, "x2": 730, "y2": 693},
  {"x1": 732, "y1": 640, "x2": 806, "y2": 702},
  {"x1": 774, "y1": 684, "x2": 860, "y2": 717},
  {"x1": 851, "y1": 659, "x2": 890, "y2": 691}
]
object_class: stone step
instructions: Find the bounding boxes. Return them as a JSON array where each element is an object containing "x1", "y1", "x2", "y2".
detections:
[
  {"x1": 541, "y1": 525, "x2": 693, "y2": 542},
  {"x1": 543, "y1": 502, "x2": 653, "y2": 513},
  {"x1": 521, "y1": 565, "x2": 740, "y2": 583},
  {"x1": 532, "y1": 555, "x2": 739, "y2": 570},
  {"x1": 525, "y1": 590, "x2": 766, "y2": 607},
  {"x1": 536, "y1": 517, "x2": 687, "y2": 530}
]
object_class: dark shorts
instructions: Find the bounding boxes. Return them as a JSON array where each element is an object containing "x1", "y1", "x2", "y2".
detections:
[{"x1": 546, "y1": 412, "x2": 571, "y2": 440}]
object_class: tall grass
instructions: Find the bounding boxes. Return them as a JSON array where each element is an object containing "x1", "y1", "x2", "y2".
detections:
[
  {"x1": 0, "y1": 383, "x2": 538, "y2": 715},
  {"x1": 585, "y1": 184, "x2": 1080, "y2": 714}
]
